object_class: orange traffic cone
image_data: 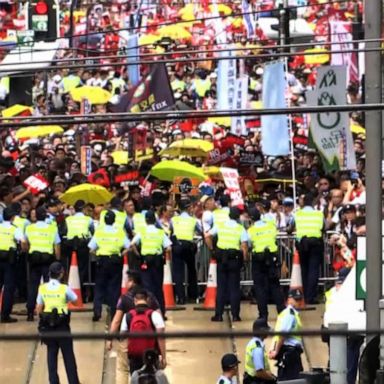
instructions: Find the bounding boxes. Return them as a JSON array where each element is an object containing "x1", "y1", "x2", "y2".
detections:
[
  {"x1": 121, "y1": 254, "x2": 129, "y2": 296},
  {"x1": 289, "y1": 248, "x2": 314, "y2": 310},
  {"x1": 194, "y1": 258, "x2": 217, "y2": 311},
  {"x1": 68, "y1": 251, "x2": 87, "y2": 311},
  {"x1": 163, "y1": 253, "x2": 185, "y2": 311}
]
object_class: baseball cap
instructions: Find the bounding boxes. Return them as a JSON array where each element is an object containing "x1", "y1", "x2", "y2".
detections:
[
  {"x1": 288, "y1": 289, "x2": 303, "y2": 300},
  {"x1": 342, "y1": 204, "x2": 356, "y2": 213},
  {"x1": 282, "y1": 197, "x2": 294, "y2": 206},
  {"x1": 253, "y1": 318, "x2": 270, "y2": 331},
  {"x1": 221, "y1": 354, "x2": 241, "y2": 370},
  {"x1": 49, "y1": 261, "x2": 64, "y2": 275}
]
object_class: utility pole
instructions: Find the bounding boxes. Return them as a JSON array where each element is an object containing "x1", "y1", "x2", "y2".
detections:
[{"x1": 365, "y1": 0, "x2": 382, "y2": 349}]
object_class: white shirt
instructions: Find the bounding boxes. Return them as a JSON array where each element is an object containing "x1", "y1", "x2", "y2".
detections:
[
  {"x1": 121, "y1": 310, "x2": 165, "y2": 332},
  {"x1": 216, "y1": 375, "x2": 234, "y2": 384}
]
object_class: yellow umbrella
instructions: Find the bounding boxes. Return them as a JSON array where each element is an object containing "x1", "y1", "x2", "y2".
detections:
[
  {"x1": 209, "y1": 4, "x2": 232, "y2": 15},
  {"x1": 60, "y1": 184, "x2": 113, "y2": 206},
  {"x1": 304, "y1": 48, "x2": 330, "y2": 65},
  {"x1": 351, "y1": 122, "x2": 365, "y2": 135},
  {"x1": 138, "y1": 34, "x2": 162, "y2": 46},
  {"x1": 150, "y1": 160, "x2": 207, "y2": 182},
  {"x1": 159, "y1": 139, "x2": 214, "y2": 158},
  {"x1": 2, "y1": 104, "x2": 32, "y2": 118},
  {"x1": 157, "y1": 25, "x2": 192, "y2": 40},
  {"x1": 208, "y1": 116, "x2": 231, "y2": 127},
  {"x1": 70, "y1": 86, "x2": 112, "y2": 104},
  {"x1": 16, "y1": 125, "x2": 64, "y2": 140}
]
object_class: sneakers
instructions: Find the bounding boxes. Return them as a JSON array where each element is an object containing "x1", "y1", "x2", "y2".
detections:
[
  {"x1": 1, "y1": 316, "x2": 18, "y2": 323},
  {"x1": 211, "y1": 315, "x2": 223, "y2": 322}
]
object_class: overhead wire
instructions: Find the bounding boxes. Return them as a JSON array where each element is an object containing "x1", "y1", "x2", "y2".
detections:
[
  {"x1": 0, "y1": 104, "x2": 382, "y2": 129},
  {"x1": 2, "y1": 0, "x2": 355, "y2": 48}
]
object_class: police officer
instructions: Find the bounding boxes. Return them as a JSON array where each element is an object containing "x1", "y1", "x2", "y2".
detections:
[
  {"x1": 130, "y1": 210, "x2": 172, "y2": 315},
  {"x1": 0, "y1": 207, "x2": 25, "y2": 322},
  {"x1": 36, "y1": 261, "x2": 80, "y2": 384},
  {"x1": 206, "y1": 207, "x2": 248, "y2": 322},
  {"x1": 64, "y1": 200, "x2": 94, "y2": 300},
  {"x1": 25, "y1": 207, "x2": 61, "y2": 321},
  {"x1": 268, "y1": 289, "x2": 304, "y2": 381},
  {"x1": 11, "y1": 202, "x2": 30, "y2": 302},
  {"x1": 217, "y1": 353, "x2": 241, "y2": 384},
  {"x1": 171, "y1": 198, "x2": 199, "y2": 304},
  {"x1": 88, "y1": 210, "x2": 130, "y2": 321},
  {"x1": 244, "y1": 318, "x2": 277, "y2": 384},
  {"x1": 213, "y1": 195, "x2": 230, "y2": 228},
  {"x1": 290, "y1": 193, "x2": 324, "y2": 304},
  {"x1": 100, "y1": 197, "x2": 131, "y2": 236},
  {"x1": 247, "y1": 208, "x2": 285, "y2": 322}
]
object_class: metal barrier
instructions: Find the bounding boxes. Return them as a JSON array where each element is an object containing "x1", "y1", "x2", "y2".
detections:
[{"x1": 195, "y1": 232, "x2": 338, "y2": 291}]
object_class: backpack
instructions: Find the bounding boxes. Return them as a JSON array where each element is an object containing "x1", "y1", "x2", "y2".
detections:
[{"x1": 127, "y1": 307, "x2": 157, "y2": 357}]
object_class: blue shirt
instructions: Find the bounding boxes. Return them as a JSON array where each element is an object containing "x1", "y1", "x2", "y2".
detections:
[
  {"x1": 131, "y1": 224, "x2": 172, "y2": 249},
  {"x1": 277, "y1": 305, "x2": 302, "y2": 347},
  {"x1": 36, "y1": 278, "x2": 77, "y2": 305},
  {"x1": 209, "y1": 219, "x2": 249, "y2": 243},
  {"x1": 247, "y1": 337, "x2": 266, "y2": 371},
  {"x1": 25, "y1": 221, "x2": 61, "y2": 245},
  {"x1": 88, "y1": 224, "x2": 130, "y2": 252}
]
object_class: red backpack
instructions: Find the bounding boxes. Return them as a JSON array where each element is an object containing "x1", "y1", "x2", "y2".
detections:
[{"x1": 127, "y1": 308, "x2": 157, "y2": 357}]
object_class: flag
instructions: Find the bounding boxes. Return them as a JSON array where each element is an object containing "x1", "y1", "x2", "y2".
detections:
[
  {"x1": 329, "y1": 20, "x2": 359, "y2": 84},
  {"x1": 307, "y1": 66, "x2": 356, "y2": 172},
  {"x1": 114, "y1": 63, "x2": 174, "y2": 115},
  {"x1": 261, "y1": 61, "x2": 290, "y2": 156},
  {"x1": 127, "y1": 34, "x2": 140, "y2": 87},
  {"x1": 217, "y1": 47, "x2": 237, "y2": 110},
  {"x1": 231, "y1": 76, "x2": 248, "y2": 136},
  {"x1": 242, "y1": 0, "x2": 255, "y2": 38}
]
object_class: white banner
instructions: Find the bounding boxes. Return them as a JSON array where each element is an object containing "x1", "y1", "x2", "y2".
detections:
[
  {"x1": 220, "y1": 167, "x2": 244, "y2": 208},
  {"x1": 231, "y1": 76, "x2": 248, "y2": 136},
  {"x1": 217, "y1": 47, "x2": 237, "y2": 110},
  {"x1": 307, "y1": 66, "x2": 356, "y2": 172},
  {"x1": 329, "y1": 20, "x2": 359, "y2": 84}
]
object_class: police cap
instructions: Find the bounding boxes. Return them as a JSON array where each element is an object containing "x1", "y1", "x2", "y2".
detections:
[
  {"x1": 221, "y1": 353, "x2": 240, "y2": 370},
  {"x1": 49, "y1": 261, "x2": 64, "y2": 276},
  {"x1": 288, "y1": 288, "x2": 303, "y2": 300},
  {"x1": 252, "y1": 318, "x2": 270, "y2": 333}
]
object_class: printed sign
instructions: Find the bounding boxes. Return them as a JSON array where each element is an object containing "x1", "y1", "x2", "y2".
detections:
[
  {"x1": 239, "y1": 150, "x2": 264, "y2": 166},
  {"x1": 220, "y1": 167, "x2": 244, "y2": 208},
  {"x1": 23, "y1": 174, "x2": 48, "y2": 195},
  {"x1": 80, "y1": 146, "x2": 92, "y2": 176},
  {"x1": 172, "y1": 177, "x2": 200, "y2": 196}
]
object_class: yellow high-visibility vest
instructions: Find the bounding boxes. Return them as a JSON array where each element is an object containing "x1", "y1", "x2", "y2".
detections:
[
  {"x1": 133, "y1": 212, "x2": 146, "y2": 236},
  {"x1": 172, "y1": 215, "x2": 196, "y2": 241},
  {"x1": 39, "y1": 283, "x2": 68, "y2": 314},
  {"x1": 0, "y1": 224, "x2": 17, "y2": 251},
  {"x1": 217, "y1": 222, "x2": 243, "y2": 250},
  {"x1": 248, "y1": 221, "x2": 278, "y2": 253},
  {"x1": 26, "y1": 224, "x2": 56, "y2": 254},
  {"x1": 141, "y1": 227, "x2": 164, "y2": 256},
  {"x1": 66, "y1": 215, "x2": 92, "y2": 240},
  {"x1": 213, "y1": 208, "x2": 229, "y2": 228},
  {"x1": 245, "y1": 338, "x2": 270, "y2": 377},
  {"x1": 294, "y1": 209, "x2": 323, "y2": 238},
  {"x1": 13, "y1": 216, "x2": 29, "y2": 233},
  {"x1": 94, "y1": 227, "x2": 126, "y2": 256}
]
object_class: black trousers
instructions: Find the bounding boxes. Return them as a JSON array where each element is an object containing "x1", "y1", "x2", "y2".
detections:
[
  {"x1": 172, "y1": 240, "x2": 198, "y2": 302},
  {"x1": 252, "y1": 256, "x2": 285, "y2": 320},
  {"x1": 215, "y1": 250, "x2": 241, "y2": 317},
  {"x1": 93, "y1": 257, "x2": 122, "y2": 319},
  {"x1": 44, "y1": 324, "x2": 79, "y2": 384},
  {"x1": 27, "y1": 263, "x2": 50, "y2": 314},
  {"x1": 298, "y1": 238, "x2": 324, "y2": 304},
  {"x1": 140, "y1": 256, "x2": 165, "y2": 315},
  {"x1": 0, "y1": 259, "x2": 16, "y2": 318},
  {"x1": 277, "y1": 346, "x2": 303, "y2": 381}
]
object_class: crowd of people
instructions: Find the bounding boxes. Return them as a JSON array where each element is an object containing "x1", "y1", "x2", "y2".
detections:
[{"x1": 0, "y1": 0, "x2": 370, "y2": 383}]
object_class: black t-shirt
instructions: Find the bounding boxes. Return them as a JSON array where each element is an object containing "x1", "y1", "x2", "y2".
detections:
[{"x1": 116, "y1": 287, "x2": 160, "y2": 313}]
